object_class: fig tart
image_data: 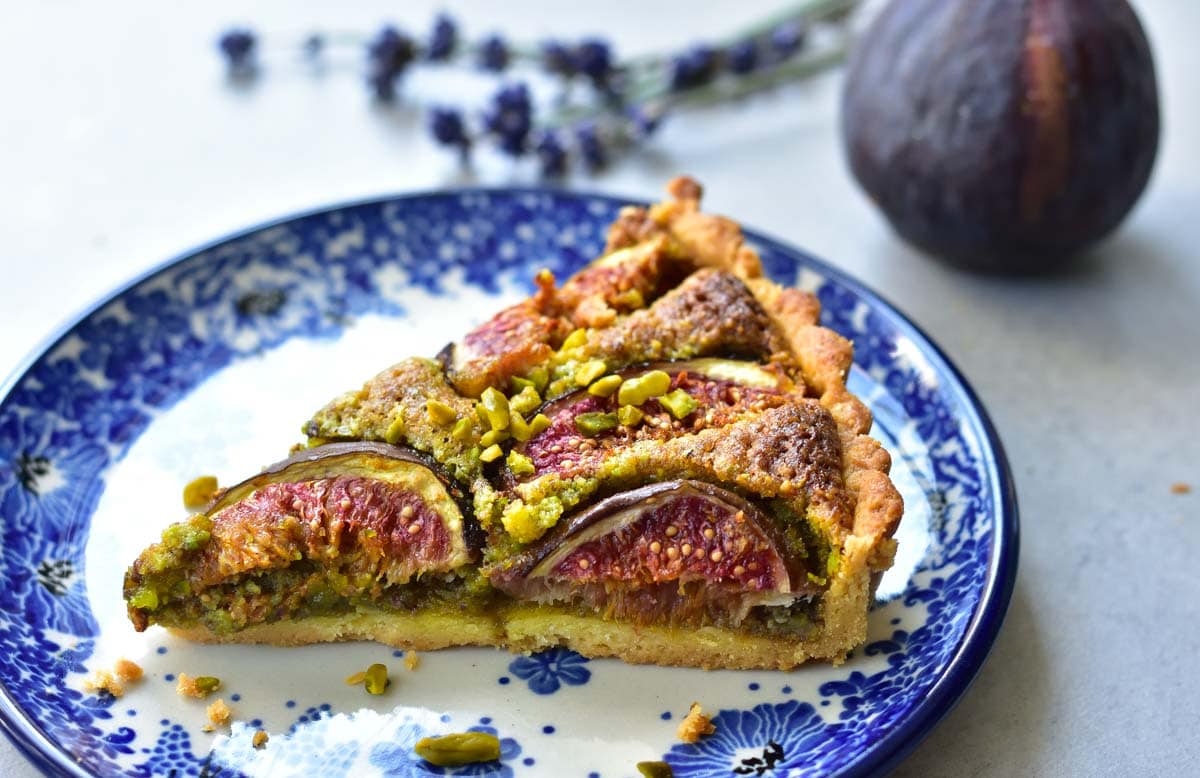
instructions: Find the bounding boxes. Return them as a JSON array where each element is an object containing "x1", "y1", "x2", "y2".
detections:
[{"x1": 124, "y1": 177, "x2": 903, "y2": 670}]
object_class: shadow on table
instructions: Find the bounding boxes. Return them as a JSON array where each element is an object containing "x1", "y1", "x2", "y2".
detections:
[{"x1": 890, "y1": 580, "x2": 1050, "y2": 777}]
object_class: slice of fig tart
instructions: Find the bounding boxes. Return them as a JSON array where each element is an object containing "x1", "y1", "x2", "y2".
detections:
[{"x1": 125, "y1": 177, "x2": 902, "y2": 670}]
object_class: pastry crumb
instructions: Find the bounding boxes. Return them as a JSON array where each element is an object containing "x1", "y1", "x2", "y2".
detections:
[
  {"x1": 83, "y1": 658, "x2": 145, "y2": 698},
  {"x1": 114, "y1": 658, "x2": 143, "y2": 683},
  {"x1": 676, "y1": 702, "x2": 716, "y2": 743},
  {"x1": 404, "y1": 651, "x2": 421, "y2": 671},
  {"x1": 82, "y1": 670, "x2": 124, "y2": 698},
  {"x1": 252, "y1": 730, "x2": 269, "y2": 749},
  {"x1": 1171, "y1": 482, "x2": 1192, "y2": 495},
  {"x1": 206, "y1": 698, "x2": 232, "y2": 730}
]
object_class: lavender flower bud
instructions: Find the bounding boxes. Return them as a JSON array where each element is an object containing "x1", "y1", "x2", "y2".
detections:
[
  {"x1": 726, "y1": 40, "x2": 759, "y2": 74},
  {"x1": 483, "y1": 82, "x2": 532, "y2": 156},
  {"x1": 535, "y1": 131, "x2": 568, "y2": 177},
  {"x1": 575, "y1": 122, "x2": 607, "y2": 171},
  {"x1": 669, "y1": 44, "x2": 718, "y2": 91},
  {"x1": 427, "y1": 14, "x2": 457, "y2": 61},
  {"x1": 478, "y1": 34, "x2": 510, "y2": 72},
  {"x1": 218, "y1": 28, "x2": 256, "y2": 70}
]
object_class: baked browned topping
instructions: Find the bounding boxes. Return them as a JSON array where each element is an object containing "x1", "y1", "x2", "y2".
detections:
[{"x1": 123, "y1": 177, "x2": 903, "y2": 670}]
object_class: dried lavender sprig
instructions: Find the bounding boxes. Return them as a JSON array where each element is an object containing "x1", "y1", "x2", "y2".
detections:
[
  {"x1": 541, "y1": 21, "x2": 851, "y2": 134},
  {"x1": 616, "y1": 0, "x2": 859, "y2": 76}
]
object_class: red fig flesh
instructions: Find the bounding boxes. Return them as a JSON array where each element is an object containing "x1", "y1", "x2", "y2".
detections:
[{"x1": 490, "y1": 480, "x2": 818, "y2": 626}]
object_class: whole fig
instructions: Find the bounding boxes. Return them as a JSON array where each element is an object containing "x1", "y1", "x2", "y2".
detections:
[{"x1": 841, "y1": 0, "x2": 1159, "y2": 272}]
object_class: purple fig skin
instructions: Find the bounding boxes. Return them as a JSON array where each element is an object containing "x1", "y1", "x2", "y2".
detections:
[{"x1": 841, "y1": 0, "x2": 1160, "y2": 271}]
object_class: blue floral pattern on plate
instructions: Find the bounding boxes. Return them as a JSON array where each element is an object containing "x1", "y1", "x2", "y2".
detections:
[
  {"x1": 0, "y1": 189, "x2": 1017, "y2": 777},
  {"x1": 507, "y1": 648, "x2": 591, "y2": 695}
]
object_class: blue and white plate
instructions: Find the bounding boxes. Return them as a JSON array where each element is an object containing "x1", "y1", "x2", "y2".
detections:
[{"x1": 0, "y1": 189, "x2": 1017, "y2": 777}]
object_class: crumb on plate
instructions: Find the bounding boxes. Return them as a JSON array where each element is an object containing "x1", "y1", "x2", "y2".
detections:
[
  {"x1": 82, "y1": 670, "x2": 124, "y2": 698},
  {"x1": 252, "y1": 730, "x2": 269, "y2": 749},
  {"x1": 1171, "y1": 482, "x2": 1192, "y2": 495},
  {"x1": 676, "y1": 702, "x2": 716, "y2": 743},
  {"x1": 114, "y1": 658, "x2": 143, "y2": 682},
  {"x1": 177, "y1": 673, "x2": 221, "y2": 699},
  {"x1": 201, "y1": 698, "x2": 232, "y2": 732},
  {"x1": 404, "y1": 651, "x2": 421, "y2": 671},
  {"x1": 83, "y1": 658, "x2": 145, "y2": 698}
]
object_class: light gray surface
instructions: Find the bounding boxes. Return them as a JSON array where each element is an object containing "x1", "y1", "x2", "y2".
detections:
[{"x1": 2, "y1": 1, "x2": 1197, "y2": 775}]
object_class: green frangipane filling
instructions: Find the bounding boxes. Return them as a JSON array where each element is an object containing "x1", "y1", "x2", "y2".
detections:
[
  {"x1": 305, "y1": 358, "x2": 485, "y2": 484},
  {"x1": 144, "y1": 563, "x2": 493, "y2": 634}
]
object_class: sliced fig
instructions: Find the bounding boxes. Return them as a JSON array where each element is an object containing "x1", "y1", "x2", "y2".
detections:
[
  {"x1": 510, "y1": 360, "x2": 795, "y2": 483},
  {"x1": 490, "y1": 480, "x2": 818, "y2": 627},
  {"x1": 125, "y1": 442, "x2": 481, "y2": 632},
  {"x1": 439, "y1": 301, "x2": 572, "y2": 398}
]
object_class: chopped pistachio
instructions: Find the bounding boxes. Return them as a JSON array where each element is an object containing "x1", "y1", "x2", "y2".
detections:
[
  {"x1": 163, "y1": 521, "x2": 211, "y2": 551},
  {"x1": 618, "y1": 405, "x2": 644, "y2": 426},
  {"x1": 507, "y1": 450, "x2": 535, "y2": 477},
  {"x1": 480, "y1": 444, "x2": 504, "y2": 463},
  {"x1": 479, "y1": 388, "x2": 510, "y2": 430},
  {"x1": 559, "y1": 328, "x2": 588, "y2": 352},
  {"x1": 182, "y1": 475, "x2": 219, "y2": 510},
  {"x1": 451, "y1": 417, "x2": 474, "y2": 442},
  {"x1": 528, "y1": 413, "x2": 552, "y2": 437},
  {"x1": 575, "y1": 412, "x2": 618, "y2": 437},
  {"x1": 345, "y1": 671, "x2": 366, "y2": 685},
  {"x1": 527, "y1": 366, "x2": 550, "y2": 392},
  {"x1": 574, "y1": 359, "x2": 608, "y2": 387},
  {"x1": 510, "y1": 376, "x2": 535, "y2": 393},
  {"x1": 475, "y1": 404, "x2": 491, "y2": 428},
  {"x1": 129, "y1": 587, "x2": 159, "y2": 611},
  {"x1": 194, "y1": 676, "x2": 221, "y2": 696},
  {"x1": 305, "y1": 436, "x2": 328, "y2": 448},
  {"x1": 364, "y1": 663, "x2": 388, "y2": 695},
  {"x1": 659, "y1": 389, "x2": 699, "y2": 420},
  {"x1": 414, "y1": 732, "x2": 501, "y2": 766},
  {"x1": 637, "y1": 762, "x2": 675, "y2": 778},
  {"x1": 508, "y1": 385, "x2": 541, "y2": 416},
  {"x1": 826, "y1": 547, "x2": 841, "y2": 576},
  {"x1": 587, "y1": 374, "x2": 622, "y2": 398},
  {"x1": 481, "y1": 428, "x2": 511, "y2": 448},
  {"x1": 509, "y1": 412, "x2": 532, "y2": 442},
  {"x1": 617, "y1": 370, "x2": 671, "y2": 406},
  {"x1": 384, "y1": 416, "x2": 406, "y2": 445},
  {"x1": 545, "y1": 376, "x2": 576, "y2": 399},
  {"x1": 425, "y1": 400, "x2": 457, "y2": 426},
  {"x1": 614, "y1": 287, "x2": 645, "y2": 309}
]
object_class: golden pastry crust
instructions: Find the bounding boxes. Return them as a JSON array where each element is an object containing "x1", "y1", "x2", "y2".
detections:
[
  {"x1": 168, "y1": 609, "x2": 503, "y2": 650},
  {"x1": 637, "y1": 177, "x2": 901, "y2": 536}
]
